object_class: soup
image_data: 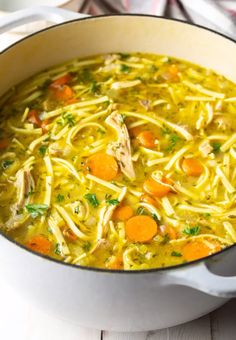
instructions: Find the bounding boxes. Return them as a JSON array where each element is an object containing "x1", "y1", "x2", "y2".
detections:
[{"x1": 0, "y1": 53, "x2": 236, "y2": 270}]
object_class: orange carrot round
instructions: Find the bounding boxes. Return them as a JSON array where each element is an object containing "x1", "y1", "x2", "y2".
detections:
[
  {"x1": 28, "y1": 109, "x2": 42, "y2": 127},
  {"x1": 182, "y1": 158, "x2": 203, "y2": 177},
  {"x1": 52, "y1": 85, "x2": 74, "y2": 101},
  {"x1": 113, "y1": 205, "x2": 134, "y2": 221},
  {"x1": 50, "y1": 73, "x2": 72, "y2": 88},
  {"x1": 182, "y1": 241, "x2": 212, "y2": 261},
  {"x1": 0, "y1": 138, "x2": 8, "y2": 150},
  {"x1": 62, "y1": 227, "x2": 78, "y2": 242},
  {"x1": 86, "y1": 152, "x2": 118, "y2": 181},
  {"x1": 136, "y1": 130, "x2": 157, "y2": 148},
  {"x1": 125, "y1": 215, "x2": 157, "y2": 243},
  {"x1": 26, "y1": 235, "x2": 51, "y2": 255},
  {"x1": 160, "y1": 225, "x2": 177, "y2": 240},
  {"x1": 143, "y1": 177, "x2": 171, "y2": 198},
  {"x1": 129, "y1": 126, "x2": 142, "y2": 137},
  {"x1": 41, "y1": 119, "x2": 51, "y2": 134},
  {"x1": 140, "y1": 194, "x2": 159, "y2": 207},
  {"x1": 106, "y1": 256, "x2": 124, "y2": 270}
]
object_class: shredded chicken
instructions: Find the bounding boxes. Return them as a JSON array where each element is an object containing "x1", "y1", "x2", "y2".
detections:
[
  {"x1": 199, "y1": 140, "x2": 213, "y2": 157},
  {"x1": 111, "y1": 79, "x2": 141, "y2": 90},
  {"x1": 105, "y1": 111, "x2": 136, "y2": 180},
  {"x1": 15, "y1": 169, "x2": 35, "y2": 211},
  {"x1": 97, "y1": 187, "x2": 127, "y2": 240}
]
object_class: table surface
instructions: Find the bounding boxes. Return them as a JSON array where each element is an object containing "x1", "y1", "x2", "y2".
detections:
[{"x1": 1, "y1": 31, "x2": 236, "y2": 340}]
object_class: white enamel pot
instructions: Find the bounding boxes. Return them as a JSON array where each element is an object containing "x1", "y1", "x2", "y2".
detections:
[{"x1": 1, "y1": 7, "x2": 236, "y2": 332}]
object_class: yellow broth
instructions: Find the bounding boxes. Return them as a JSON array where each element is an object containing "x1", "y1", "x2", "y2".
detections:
[{"x1": 0, "y1": 52, "x2": 236, "y2": 270}]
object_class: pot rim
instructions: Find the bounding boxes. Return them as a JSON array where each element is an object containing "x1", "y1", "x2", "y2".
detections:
[{"x1": 1, "y1": 13, "x2": 236, "y2": 274}]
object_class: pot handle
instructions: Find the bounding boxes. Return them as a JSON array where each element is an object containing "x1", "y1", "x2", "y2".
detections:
[
  {"x1": 0, "y1": 6, "x2": 89, "y2": 35},
  {"x1": 167, "y1": 262, "x2": 236, "y2": 298}
]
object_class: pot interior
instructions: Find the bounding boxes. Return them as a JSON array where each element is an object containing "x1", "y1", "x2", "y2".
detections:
[{"x1": 1, "y1": 15, "x2": 236, "y2": 98}]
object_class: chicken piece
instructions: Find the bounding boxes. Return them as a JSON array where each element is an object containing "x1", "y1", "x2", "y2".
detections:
[
  {"x1": 105, "y1": 111, "x2": 136, "y2": 180},
  {"x1": 97, "y1": 187, "x2": 127, "y2": 240},
  {"x1": 111, "y1": 80, "x2": 141, "y2": 90},
  {"x1": 199, "y1": 140, "x2": 213, "y2": 157},
  {"x1": 15, "y1": 169, "x2": 35, "y2": 211}
]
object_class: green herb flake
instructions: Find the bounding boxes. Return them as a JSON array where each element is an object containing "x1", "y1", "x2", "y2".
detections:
[
  {"x1": 106, "y1": 198, "x2": 119, "y2": 206},
  {"x1": 74, "y1": 206, "x2": 80, "y2": 214},
  {"x1": 171, "y1": 251, "x2": 182, "y2": 257},
  {"x1": 97, "y1": 128, "x2": 106, "y2": 135},
  {"x1": 166, "y1": 134, "x2": 181, "y2": 152},
  {"x1": 39, "y1": 145, "x2": 47, "y2": 156},
  {"x1": 183, "y1": 225, "x2": 200, "y2": 236},
  {"x1": 84, "y1": 193, "x2": 100, "y2": 208},
  {"x1": 203, "y1": 213, "x2": 211, "y2": 219},
  {"x1": 151, "y1": 213, "x2": 160, "y2": 223},
  {"x1": 55, "y1": 243, "x2": 62, "y2": 255},
  {"x1": 25, "y1": 204, "x2": 49, "y2": 218},
  {"x1": 2, "y1": 159, "x2": 14, "y2": 170},
  {"x1": 120, "y1": 64, "x2": 131, "y2": 73},
  {"x1": 56, "y1": 194, "x2": 64, "y2": 203},
  {"x1": 90, "y1": 81, "x2": 100, "y2": 94},
  {"x1": 136, "y1": 207, "x2": 148, "y2": 215},
  {"x1": 212, "y1": 142, "x2": 222, "y2": 154},
  {"x1": 58, "y1": 112, "x2": 75, "y2": 127},
  {"x1": 82, "y1": 241, "x2": 91, "y2": 252}
]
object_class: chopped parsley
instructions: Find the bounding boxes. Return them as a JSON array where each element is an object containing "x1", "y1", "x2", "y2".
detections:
[
  {"x1": 58, "y1": 112, "x2": 75, "y2": 127},
  {"x1": 106, "y1": 198, "x2": 119, "y2": 205},
  {"x1": 171, "y1": 251, "x2": 182, "y2": 257},
  {"x1": 74, "y1": 206, "x2": 80, "y2": 214},
  {"x1": 120, "y1": 64, "x2": 131, "y2": 73},
  {"x1": 90, "y1": 81, "x2": 100, "y2": 94},
  {"x1": 203, "y1": 213, "x2": 211, "y2": 219},
  {"x1": 166, "y1": 134, "x2": 181, "y2": 152},
  {"x1": 55, "y1": 243, "x2": 62, "y2": 255},
  {"x1": 183, "y1": 225, "x2": 200, "y2": 236},
  {"x1": 82, "y1": 241, "x2": 91, "y2": 252},
  {"x1": 56, "y1": 194, "x2": 64, "y2": 203},
  {"x1": 151, "y1": 213, "x2": 160, "y2": 223},
  {"x1": 25, "y1": 204, "x2": 48, "y2": 218},
  {"x1": 2, "y1": 159, "x2": 14, "y2": 170},
  {"x1": 212, "y1": 142, "x2": 222, "y2": 154},
  {"x1": 84, "y1": 193, "x2": 100, "y2": 207},
  {"x1": 39, "y1": 145, "x2": 47, "y2": 156},
  {"x1": 136, "y1": 206, "x2": 148, "y2": 215},
  {"x1": 97, "y1": 128, "x2": 106, "y2": 134}
]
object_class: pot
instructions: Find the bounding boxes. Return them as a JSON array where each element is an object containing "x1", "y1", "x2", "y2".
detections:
[{"x1": 1, "y1": 7, "x2": 236, "y2": 332}]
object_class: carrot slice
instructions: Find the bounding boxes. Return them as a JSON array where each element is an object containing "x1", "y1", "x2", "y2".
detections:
[
  {"x1": 62, "y1": 227, "x2": 78, "y2": 242},
  {"x1": 0, "y1": 138, "x2": 8, "y2": 150},
  {"x1": 86, "y1": 152, "x2": 118, "y2": 181},
  {"x1": 136, "y1": 130, "x2": 157, "y2": 148},
  {"x1": 183, "y1": 241, "x2": 212, "y2": 261},
  {"x1": 52, "y1": 85, "x2": 74, "y2": 101},
  {"x1": 26, "y1": 235, "x2": 51, "y2": 255},
  {"x1": 106, "y1": 256, "x2": 124, "y2": 270},
  {"x1": 50, "y1": 73, "x2": 72, "y2": 88},
  {"x1": 140, "y1": 194, "x2": 159, "y2": 207},
  {"x1": 160, "y1": 225, "x2": 177, "y2": 240},
  {"x1": 182, "y1": 158, "x2": 203, "y2": 177},
  {"x1": 125, "y1": 215, "x2": 157, "y2": 243},
  {"x1": 41, "y1": 119, "x2": 50, "y2": 133},
  {"x1": 113, "y1": 205, "x2": 134, "y2": 221},
  {"x1": 28, "y1": 109, "x2": 42, "y2": 127},
  {"x1": 129, "y1": 126, "x2": 142, "y2": 137},
  {"x1": 143, "y1": 177, "x2": 171, "y2": 198}
]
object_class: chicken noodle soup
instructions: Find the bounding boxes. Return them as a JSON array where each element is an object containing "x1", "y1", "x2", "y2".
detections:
[{"x1": 0, "y1": 53, "x2": 236, "y2": 270}]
